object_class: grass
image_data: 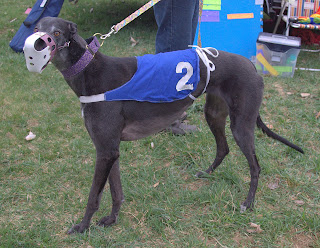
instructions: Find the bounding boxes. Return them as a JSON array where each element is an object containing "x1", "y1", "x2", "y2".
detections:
[{"x1": 1, "y1": 0, "x2": 320, "y2": 247}]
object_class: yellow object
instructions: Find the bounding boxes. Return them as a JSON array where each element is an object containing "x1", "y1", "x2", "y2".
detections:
[
  {"x1": 256, "y1": 53, "x2": 279, "y2": 76},
  {"x1": 227, "y1": 13, "x2": 254, "y2": 19}
]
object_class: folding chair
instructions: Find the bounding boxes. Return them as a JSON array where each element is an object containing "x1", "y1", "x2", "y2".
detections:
[
  {"x1": 281, "y1": 0, "x2": 320, "y2": 71},
  {"x1": 283, "y1": 0, "x2": 320, "y2": 36}
]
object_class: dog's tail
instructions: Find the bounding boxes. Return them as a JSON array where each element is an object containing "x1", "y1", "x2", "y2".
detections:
[{"x1": 256, "y1": 115, "x2": 304, "y2": 154}]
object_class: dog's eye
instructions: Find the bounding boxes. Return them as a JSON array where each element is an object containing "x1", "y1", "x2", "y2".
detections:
[{"x1": 54, "y1": 31, "x2": 60, "y2": 37}]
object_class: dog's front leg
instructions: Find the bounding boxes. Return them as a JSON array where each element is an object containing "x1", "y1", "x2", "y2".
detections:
[
  {"x1": 98, "y1": 159, "x2": 124, "y2": 227},
  {"x1": 68, "y1": 153, "x2": 119, "y2": 234}
]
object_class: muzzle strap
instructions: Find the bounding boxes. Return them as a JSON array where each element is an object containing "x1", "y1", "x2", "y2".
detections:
[
  {"x1": 40, "y1": 33, "x2": 58, "y2": 56},
  {"x1": 61, "y1": 36, "x2": 100, "y2": 79}
]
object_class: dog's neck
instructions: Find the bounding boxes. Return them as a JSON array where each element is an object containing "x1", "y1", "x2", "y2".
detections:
[
  {"x1": 62, "y1": 36, "x2": 100, "y2": 79},
  {"x1": 51, "y1": 34, "x2": 102, "y2": 96},
  {"x1": 50, "y1": 32, "x2": 137, "y2": 99},
  {"x1": 51, "y1": 34, "x2": 98, "y2": 74}
]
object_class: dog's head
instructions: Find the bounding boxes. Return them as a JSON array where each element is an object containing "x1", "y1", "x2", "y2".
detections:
[{"x1": 23, "y1": 17, "x2": 77, "y2": 73}]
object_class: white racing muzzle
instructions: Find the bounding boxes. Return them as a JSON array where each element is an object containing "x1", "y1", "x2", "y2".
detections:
[{"x1": 23, "y1": 32, "x2": 57, "y2": 73}]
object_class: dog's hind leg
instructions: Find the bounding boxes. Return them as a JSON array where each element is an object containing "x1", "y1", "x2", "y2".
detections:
[
  {"x1": 98, "y1": 159, "x2": 124, "y2": 227},
  {"x1": 196, "y1": 94, "x2": 230, "y2": 177},
  {"x1": 229, "y1": 112, "x2": 261, "y2": 212},
  {"x1": 67, "y1": 152, "x2": 119, "y2": 234}
]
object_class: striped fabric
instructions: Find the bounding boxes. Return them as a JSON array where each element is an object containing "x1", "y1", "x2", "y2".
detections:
[
  {"x1": 292, "y1": 23, "x2": 320, "y2": 29},
  {"x1": 289, "y1": 0, "x2": 320, "y2": 17},
  {"x1": 288, "y1": 0, "x2": 320, "y2": 31}
]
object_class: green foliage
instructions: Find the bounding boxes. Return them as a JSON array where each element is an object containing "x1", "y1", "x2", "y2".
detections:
[{"x1": 1, "y1": 0, "x2": 319, "y2": 247}]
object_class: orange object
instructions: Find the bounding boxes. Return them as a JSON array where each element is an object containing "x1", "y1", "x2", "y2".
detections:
[{"x1": 227, "y1": 13, "x2": 254, "y2": 19}]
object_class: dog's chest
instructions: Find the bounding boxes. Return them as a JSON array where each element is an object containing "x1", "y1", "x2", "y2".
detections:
[{"x1": 104, "y1": 49, "x2": 200, "y2": 103}]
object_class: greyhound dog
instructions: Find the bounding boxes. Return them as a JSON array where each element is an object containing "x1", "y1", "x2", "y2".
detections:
[{"x1": 23, "y1": 17, "x2": 303, "y2": 234}]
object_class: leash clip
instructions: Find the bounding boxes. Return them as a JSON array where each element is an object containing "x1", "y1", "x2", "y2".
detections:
[{"x1": 99, "y1": 25, "x2": 116, "y2": 40}]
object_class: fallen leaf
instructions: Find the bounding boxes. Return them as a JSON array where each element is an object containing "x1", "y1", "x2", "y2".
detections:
[
  {"x1": 268, "y1": 181, "x2": 279, "y2": 190},
  {"x1": 268, "y1": 177, "x2": 280, "y2": 190},
  {"x1": 248, "y1": 222, "x2": 263, "y2": 233},
  {"x1": 301, "y1": 93, "x2": 311, "y2": 98},
  {"x1": 294, "y1": 200, "x2": 305, "y2": 205},
  {"x1": 130, "y1": 36, "x2": 139, "y2": 47},
  {"x1": 250, "y1": 223, "x2": 259, "y2": 228},
  {"x1": 316, "y1": 112, "x2": 320, "y2": 119},
  {"x1": 153, "y1": 182, "x2": 160, "y2": 188}
]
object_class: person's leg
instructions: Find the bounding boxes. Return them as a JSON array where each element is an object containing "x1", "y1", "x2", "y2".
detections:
[
  {"x1": 154, "y1": 0, "x2": 199, "y2": 134},
  {"x1": 154, "y1": 0, "x2": 199, "y2": 53},
  {"x1": 191, "y1": 0, "x2": 199, "y2": 46}
]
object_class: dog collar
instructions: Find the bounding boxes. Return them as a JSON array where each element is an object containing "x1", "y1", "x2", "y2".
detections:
[{"x1": 61, "y1": 36, "x2": 100, "y2": 79}]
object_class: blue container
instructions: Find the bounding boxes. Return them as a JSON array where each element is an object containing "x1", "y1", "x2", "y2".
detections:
[{"x1": 195, "y1": 0, "x2": 263, "y2": 60}]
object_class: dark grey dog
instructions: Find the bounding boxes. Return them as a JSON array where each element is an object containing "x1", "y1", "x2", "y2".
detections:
[{"x1": 26, "y1": 17, "x2": 303, "y2": 234}]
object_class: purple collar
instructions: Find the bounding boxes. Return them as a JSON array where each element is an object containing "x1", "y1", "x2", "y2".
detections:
[{"x1": 61, "y1": 36, "x2": 100, "y2": 79}]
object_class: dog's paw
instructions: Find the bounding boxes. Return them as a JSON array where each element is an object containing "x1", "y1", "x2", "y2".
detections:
[
  {"x1": 98, "y1": 215, "x2": 117, "y2": 227},
  {"x1": 240, "y1": 204, "x2": 247, "y2": 213},
  {"x1": 195, "y1": 170, "x2": 212, "y2": 178},
  {"x1": 67, "y1": 223, "x2": 89, "y2": 234},
  {"x1": 195, "y1": 171, "x2": 204, "y2": 178},
  {"x1": 240, "y1": 202, "x2": 254, "y2": 213}
]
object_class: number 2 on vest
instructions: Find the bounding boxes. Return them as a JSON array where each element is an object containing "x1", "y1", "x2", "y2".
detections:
[{"x1": 176, "y1": 62, "x2": 194, "y2": 92}]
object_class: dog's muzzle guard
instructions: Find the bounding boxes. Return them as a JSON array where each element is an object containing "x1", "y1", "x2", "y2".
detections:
[{"x1": 23, "y1": 32, "x2": 58, "y2": 73}]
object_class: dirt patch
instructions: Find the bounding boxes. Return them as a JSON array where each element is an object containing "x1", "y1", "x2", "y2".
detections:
[
  {"x1": 274, "y1": 83, "x2": 286, "y2": 97},
  {"x1": 232, "y1": 231, "x2": 254, "y2": 247},
  {"x1": 277, "y1": 229, "x2": 319, "y2": 247},
  {"x1": 290, "y1": 232, "x2": 317, "y2": 248},
  {"x1": 183, "y1": 179, "x2": 209, "y2": 191}
]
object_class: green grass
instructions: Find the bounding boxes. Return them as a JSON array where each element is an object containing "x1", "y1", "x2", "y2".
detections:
[{"x1": 1, "y1": 0, "x2": 320, "y2": 247}]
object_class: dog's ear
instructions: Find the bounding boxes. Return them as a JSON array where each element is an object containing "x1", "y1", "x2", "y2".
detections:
[{"x1": 68, "y1": 21, "x2": 77, "y2": 37}]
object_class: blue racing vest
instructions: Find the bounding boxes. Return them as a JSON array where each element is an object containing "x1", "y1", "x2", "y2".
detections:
[{"x1": 104, "y1": 49, "x2": 200, "y2": 103}]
